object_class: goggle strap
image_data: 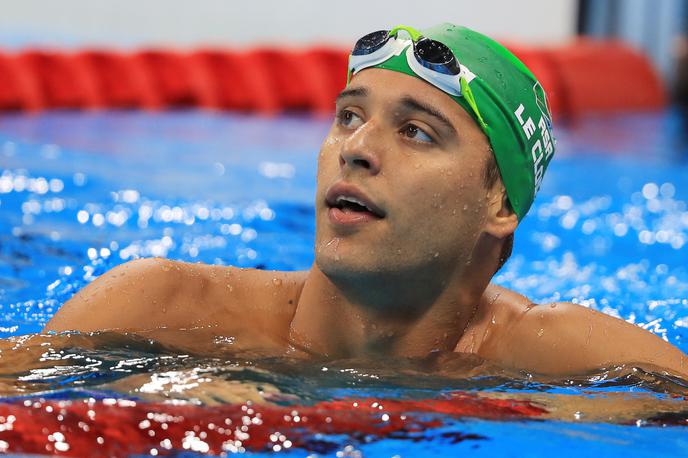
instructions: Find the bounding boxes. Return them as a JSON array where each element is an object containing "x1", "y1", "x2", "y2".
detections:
[
  {"x1": 460, "y1": 76, "x2": 488, "y2": 130},
  {"x1": 389, "y1": 25, "x2": 423, "y2": 42}
]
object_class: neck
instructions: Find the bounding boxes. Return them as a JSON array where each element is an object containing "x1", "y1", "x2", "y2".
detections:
[{"x1": 289, "y1": 250, "x2": 495, "y2": 358}]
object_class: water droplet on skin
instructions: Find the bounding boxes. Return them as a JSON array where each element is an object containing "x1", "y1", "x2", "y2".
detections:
[
  {"x1": 272, "y1": 278, "x2": 282, "y2": 287},
  {"x1": 537, "y1": 328, "x2": 544, "y2": 337},
  {"x1": 226, "y1": 284, "x2": 233, "y2": 292},
  {"x1": 463, "y1": 205, "x2": 468, "y2": 211},
  {"x1": 491, "y1": 315, "x2": 496, "y2": 324},
  {"x1": 325, "y1": 237, "x2": 341, "y2": 261},
  {"x1": 550, "y1": 303, "x2": 557, "y2": 308},
  {"x1": 433, "y1": 252, "x2": 440, "y2": 258}
]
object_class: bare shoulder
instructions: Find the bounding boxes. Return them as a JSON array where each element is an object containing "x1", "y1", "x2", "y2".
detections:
[
  {"x1": 44, "y1": 258, "x2": 307, "y2": 337},
  {"x1": 465, "y1": 284, "x2": 688, "y2": 377},
  {"x1": 45, "y1": 257, "x2": 177, "y2": 333},
  {"x1": 455, "y1": 282, "x2": 533, "y2": 353}
]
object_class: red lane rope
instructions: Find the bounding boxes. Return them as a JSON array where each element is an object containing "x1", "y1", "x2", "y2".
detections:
[
  {"x1": 0, "y1": 41, "x2": 665, "y2": 117},
  {"x1": 0, "y1": 392, "x2": 546, "y2": 456}
]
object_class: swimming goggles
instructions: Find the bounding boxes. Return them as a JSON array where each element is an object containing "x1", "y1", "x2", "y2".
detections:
[{"x1": 348, "y1": 25, "x2": 486, "y2": 128}]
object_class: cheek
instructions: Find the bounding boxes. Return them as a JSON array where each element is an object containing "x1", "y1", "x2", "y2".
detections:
[
  {"x1": 315, "y1": 137, "x2": 341, "y2": 185},
  {"x1": 403, "y1": 165, "x2": 488, "y2": 217}
]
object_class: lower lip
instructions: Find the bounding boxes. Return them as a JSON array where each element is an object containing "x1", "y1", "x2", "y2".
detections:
[{"x1": 328, "y1": 207, "x2": 382, "y2": 226}]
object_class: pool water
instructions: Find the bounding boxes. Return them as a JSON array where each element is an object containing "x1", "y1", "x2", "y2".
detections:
[{"x1": 0, "y1": 110, "x2": 687, "y2": 456}]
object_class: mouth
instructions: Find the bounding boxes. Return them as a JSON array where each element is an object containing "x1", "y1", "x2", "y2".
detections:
[{"x1": 325, "y1": 183, "x2": 385, "y2": 225}]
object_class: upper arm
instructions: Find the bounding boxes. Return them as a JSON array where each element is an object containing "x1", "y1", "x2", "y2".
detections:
[
  {"x1": 43, "y1": 257, "x2": 183, "y2": 333},
  {"x1": 486, "y1": 301, "x2": 688, "y2": 378}
]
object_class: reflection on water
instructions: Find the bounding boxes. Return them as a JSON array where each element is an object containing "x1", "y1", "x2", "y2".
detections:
[
  {"x1": 0, "y1": 331, "x2": 686, "y2": 413},
  {"x1": 0, "y1": 111, "x2": 687, "y2": 455}
]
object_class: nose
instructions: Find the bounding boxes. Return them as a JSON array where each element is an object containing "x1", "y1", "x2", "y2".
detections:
[{"x1": 338, "y1": 122, "x2": 382, "y2": 175}]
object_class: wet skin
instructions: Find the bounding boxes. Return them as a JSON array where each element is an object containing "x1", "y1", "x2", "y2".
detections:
[{"x1": 44, "y1": 69, "x2": 688, "y2": 378}]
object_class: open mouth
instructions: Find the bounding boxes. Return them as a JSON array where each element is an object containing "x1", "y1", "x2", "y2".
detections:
[
  {"x1": 325, "y1": 184, "x2": 386, "y2": 224},
  {"x1": 331, "y1": 196, "x2": 382, "y2": 216}
]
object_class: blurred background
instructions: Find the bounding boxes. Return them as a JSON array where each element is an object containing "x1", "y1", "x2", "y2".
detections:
[{"x1": 0, "y1": 0, "x2": 578, "y2": 47}]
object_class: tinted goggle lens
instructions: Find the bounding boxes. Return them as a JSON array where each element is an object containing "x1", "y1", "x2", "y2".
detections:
[
  {"x1": 352, "y1": 30, "x2": 391, "y2": 56},
  {"x1": 414, "y1": 38, "x2": 461, "y2": 75}
]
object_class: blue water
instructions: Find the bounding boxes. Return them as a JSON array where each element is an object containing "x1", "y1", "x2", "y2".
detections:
[{"x1": 0, "y1": 110, "x2": 687, "y2": 456}]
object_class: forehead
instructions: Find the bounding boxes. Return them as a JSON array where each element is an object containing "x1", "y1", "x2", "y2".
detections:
[{"x1": 345, "y1": 68, "x2": 480, "y2": 131}]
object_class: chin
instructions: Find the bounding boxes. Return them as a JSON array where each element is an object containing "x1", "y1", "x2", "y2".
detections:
[
  {"x1": 315, "y1": 245, "x2": 379, "y2": 281},
  {"x1": 315, "y1": 243, "x2": 413, "y2": 285},
  {"x1": 315, "y1": 245, "x2": 358, "y2": 278}
]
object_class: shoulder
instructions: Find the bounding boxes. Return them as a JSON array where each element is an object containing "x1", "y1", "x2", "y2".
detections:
[
  {"x1": 466, "y1": 284, "x2": 597, "y2": 361},
  {"x1": 469, "y1": 287, "x2": 688, "y2": 377},
  {"x1": 454, "y1": 283, "x2": 532, "y2": 353},
  {"x1": 469, "y1": 283, "x2": 604, "y2": 342},
  {"x1": 44, "y1": 258, "x2": 307, "y2": 335}
]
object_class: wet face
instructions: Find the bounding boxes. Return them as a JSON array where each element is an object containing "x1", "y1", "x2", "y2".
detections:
[{"x1": 315, "y1": 68, "x2": 496, "y2": 282}]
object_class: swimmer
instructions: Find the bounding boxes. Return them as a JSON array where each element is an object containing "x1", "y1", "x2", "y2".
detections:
[{"x1": 44, "y1": 24, "x2": 688, "y2": 378}]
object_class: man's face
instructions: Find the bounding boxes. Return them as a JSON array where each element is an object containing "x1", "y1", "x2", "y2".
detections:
[{"x1": 314, "y1": 68, "x2": 495, "y2": 281}]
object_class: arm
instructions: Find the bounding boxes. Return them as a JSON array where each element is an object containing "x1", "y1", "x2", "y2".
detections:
[{"x1": 484, "y1": 301, "x2": 688, "y2": 378}]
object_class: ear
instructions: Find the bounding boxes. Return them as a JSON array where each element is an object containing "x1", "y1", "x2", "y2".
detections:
[{"x1": 484, "y1": 187, "x2": 518, "y2": 239}]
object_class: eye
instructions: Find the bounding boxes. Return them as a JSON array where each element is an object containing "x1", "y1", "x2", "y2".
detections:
[
  {"x1": 401, "y1": 124, "x2": 434, "y2": 144},
  {"x1": 336, "y1": 109, "x2": 364, "y2": 129}
]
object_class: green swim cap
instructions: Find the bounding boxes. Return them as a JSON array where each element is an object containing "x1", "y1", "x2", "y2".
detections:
[{"x1": 350, "y1": 23, "x2": 556, "y2": 220}]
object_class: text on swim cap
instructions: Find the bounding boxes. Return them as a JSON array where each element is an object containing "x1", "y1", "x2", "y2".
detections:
[{"x1": 514, "y1": 103, "x2": 554, "y2": 196}]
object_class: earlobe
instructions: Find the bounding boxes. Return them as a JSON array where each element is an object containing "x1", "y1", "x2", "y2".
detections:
[{"x1": 485, "y1": 193, "x2": 518, "y2": 239}]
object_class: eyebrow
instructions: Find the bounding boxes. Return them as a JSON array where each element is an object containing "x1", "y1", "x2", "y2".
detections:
[
  {"x1": 335, "y1": 87, "x2": 458, "y2": 137},
  {"x1": 398, "y1": 96, "x2": 457, "y2": 136},
  {"x1": 336, "y1": 87, "x2": 368, "y2": 103}
]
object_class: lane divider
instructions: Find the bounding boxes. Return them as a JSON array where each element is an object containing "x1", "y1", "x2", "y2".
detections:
[{"x1": 0, "y1": 42, "x2": 665, "y2": 117}]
